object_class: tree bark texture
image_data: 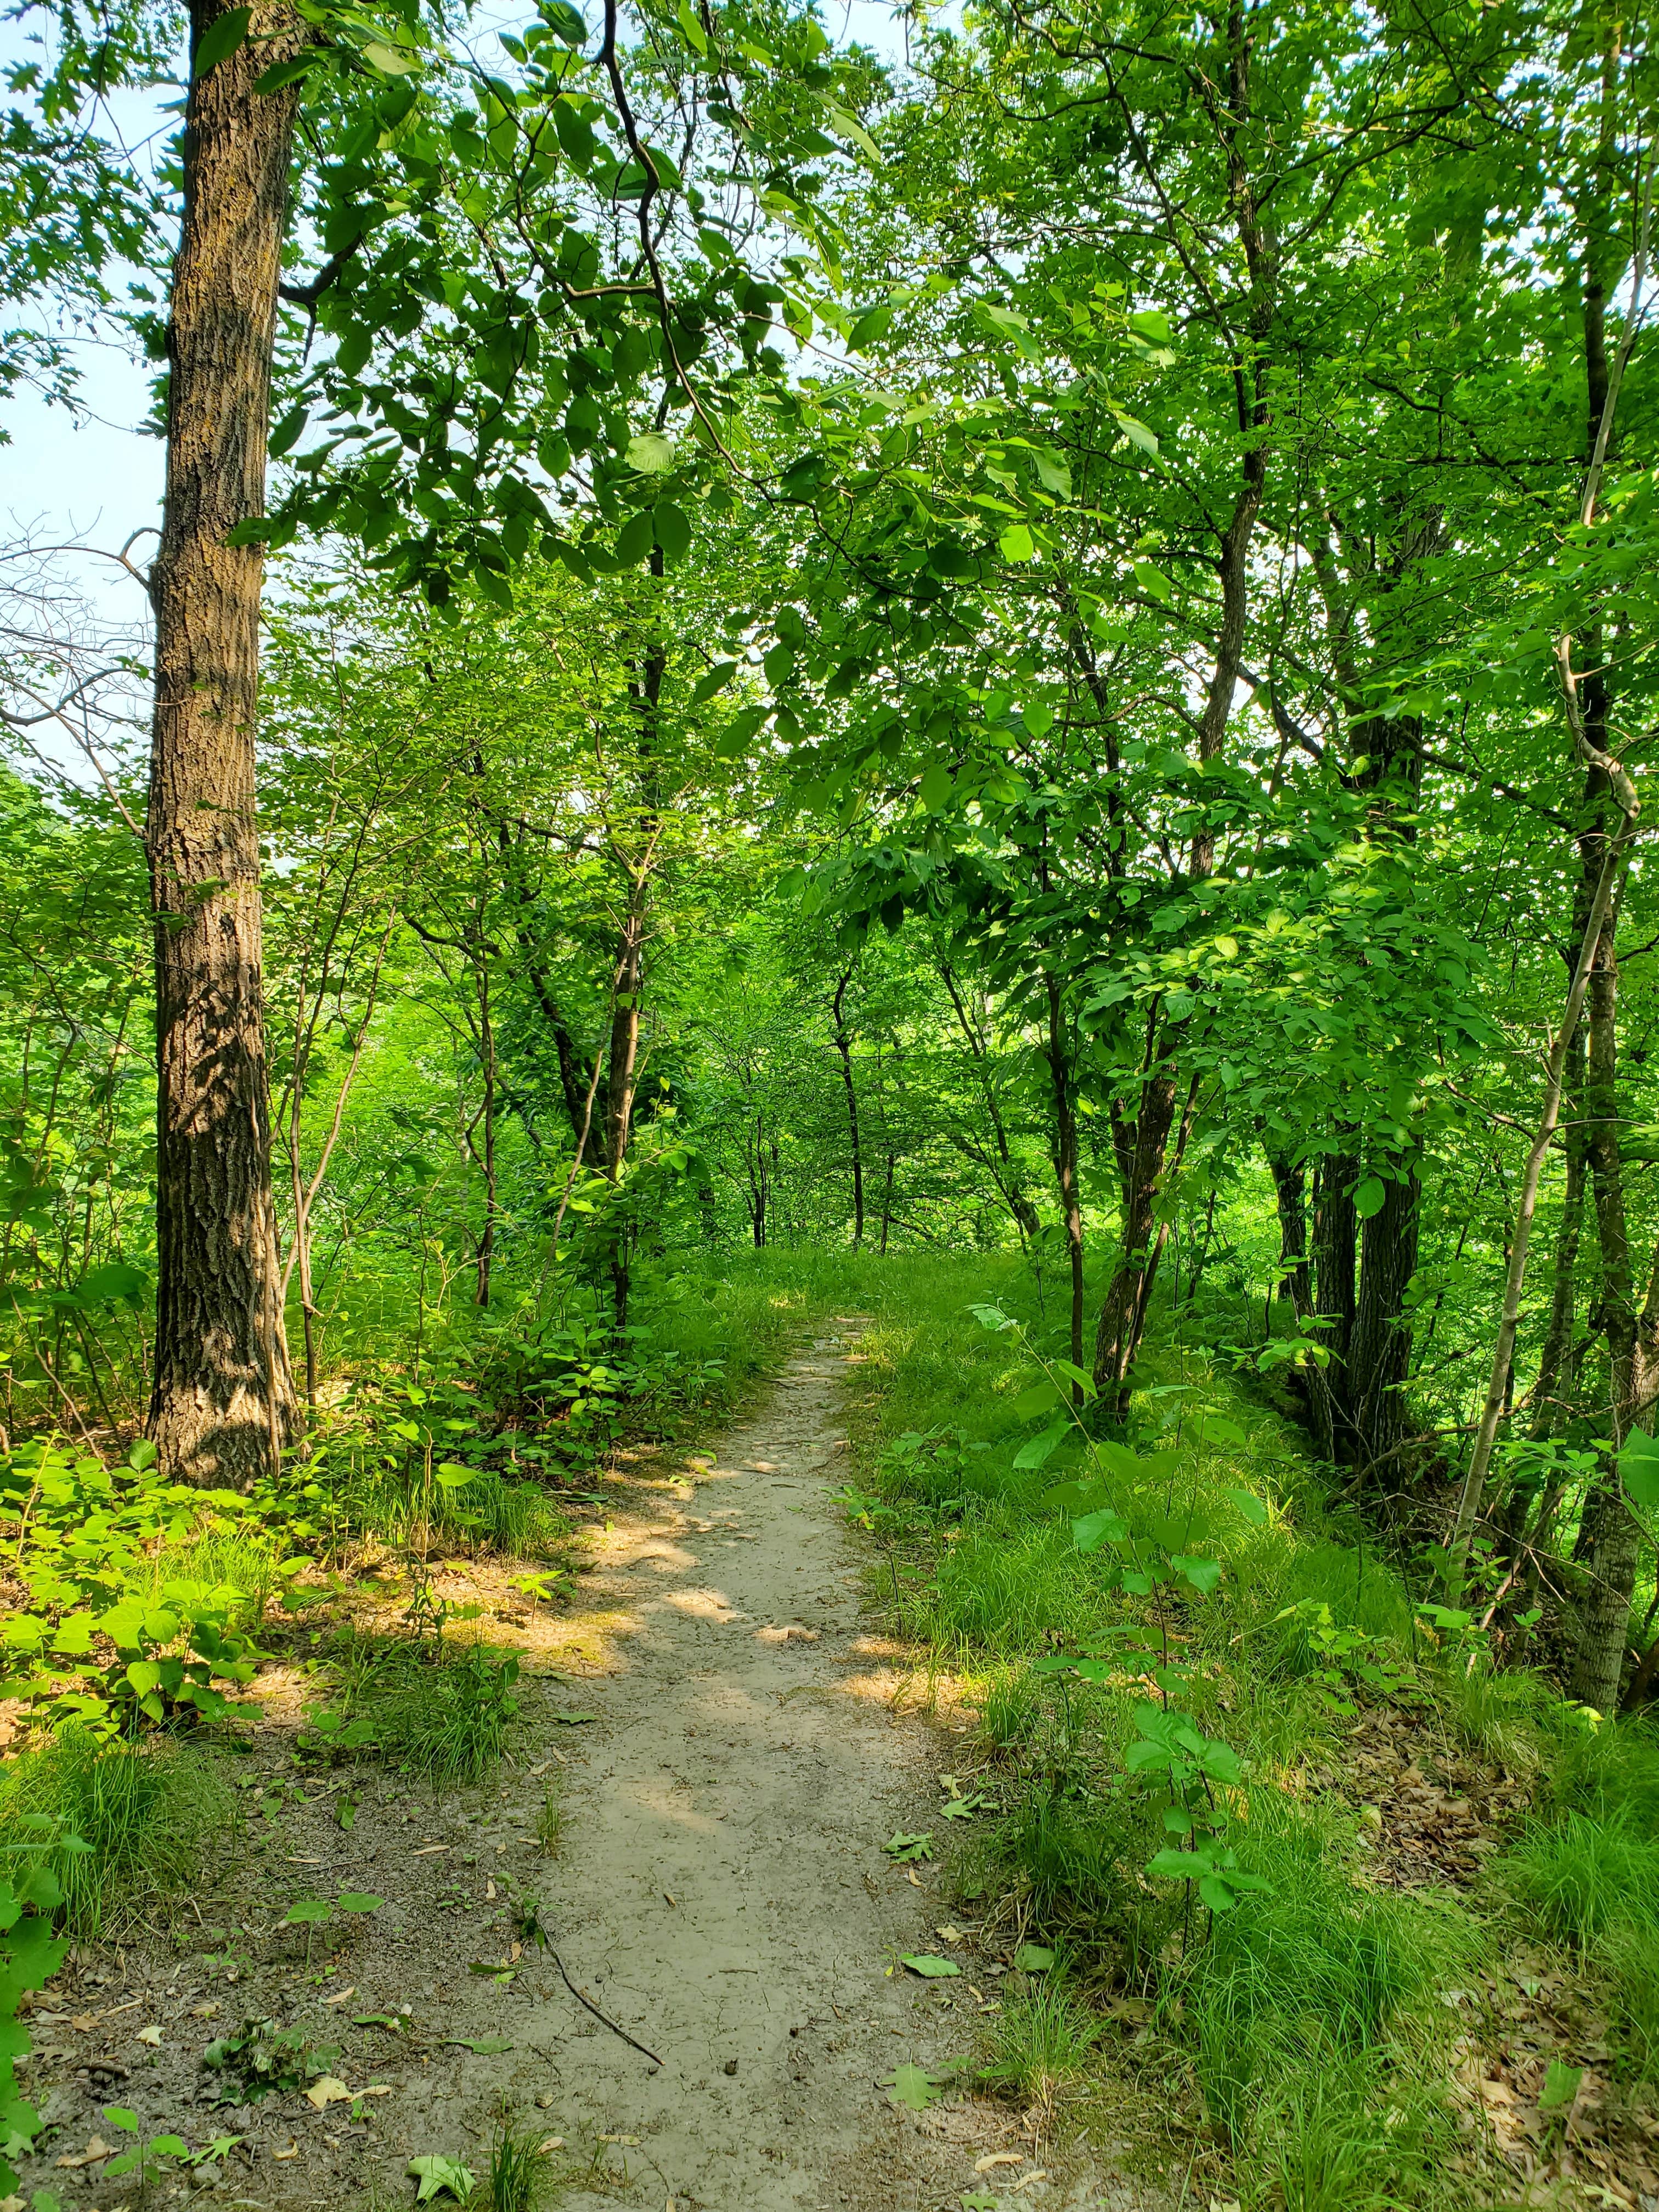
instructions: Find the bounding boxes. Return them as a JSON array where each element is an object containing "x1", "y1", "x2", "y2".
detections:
[{"x1": 146, "y1": 0, "x2": 301, "y2": 1487}]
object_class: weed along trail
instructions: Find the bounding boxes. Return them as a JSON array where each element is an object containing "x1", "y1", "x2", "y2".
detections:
[{"x1": 441, "y1": 1321, "x2": 1114, "y2": 2212}]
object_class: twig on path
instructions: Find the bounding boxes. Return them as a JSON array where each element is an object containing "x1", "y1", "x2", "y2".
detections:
[{"x1": 551, "y1": 1950, "x2": 663, "y2": 2067}]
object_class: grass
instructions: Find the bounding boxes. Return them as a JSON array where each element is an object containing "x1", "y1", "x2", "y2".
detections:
[
  {"x1": 0, "y1": 1730, "x2": 233, "y2": 1939},
  {"x1": 1499, "y1": 1808, "x2": 1659, "y2": 1949},
  {"x1": 313, "y1": 1631, "x2": 522, "y2": 1786},
  {"x1": 480, "y1": 2120, "x2": 555, "y2": 2212},
  {"x1": 978, "y1": 1973, "x2": 1101, "y2": 2108}
]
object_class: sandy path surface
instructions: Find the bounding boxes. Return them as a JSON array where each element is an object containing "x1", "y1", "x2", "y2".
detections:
[{"x1": 512, "y1": 1323, "x2": 990, "y2": 2210}]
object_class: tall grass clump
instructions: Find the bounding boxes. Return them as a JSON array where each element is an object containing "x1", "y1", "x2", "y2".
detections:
[
  {"x1": 1499, "y1": 1809, "x2": 1659, "y2": 1949},
  {"x1": 1178, "y1": 1803, "x2": 1464, "y2": 2138},
  {"x1": 0, "y1": 1731, "x2": 233, "y2": 1939},
  {"x1": 978, "y1": 1973, "x2": 1101, "y2": 2108}
]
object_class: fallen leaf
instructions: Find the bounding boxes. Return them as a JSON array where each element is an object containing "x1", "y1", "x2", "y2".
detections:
[
  {"x1": 538, "y1": 2137, "x2": 565, "y2": 2152},
  {"x1": 898, "y1": 1954, "x2": 961, "y2": 1979},
  {"x1": 883, "y1": 1832, "x2": 933, "y2": 1863},
  {"x1": 907, "y1": 1867, "x2": 922, "y2": 1887},
  {"x1": 408, "y1": 2154, "x2": 475, "y2": 2203},
  {"x1": 306, "y1": 2076, "x2": 354, "y2": 2111},
  {"x1": 977, "y1": 2152, "x2": 1024, "y2": 2172},
  {"x1": 882, "y1": 2064, "x2": 949, "y2": 2111},
  {"x1": 191, "y1": 2002, "x2": 220, "y2": 2019},
  {"x1": 135, "y1": 2024, "x2": 162, "y2": 2045},
  {"x1": 935, "y1": 1925, "x2": 964, "y2": 1944},
  {"x1": 321, "y1": 1985, "x2": 356, "y2": 2006},
  {"x1": 411, "y1": 1844, "x2": 449, "y2": 1857},
  {"x1": 663, "y1": 1893, "x2": 677, "y2": 1907},
  {"x1": 273, "y1": 2142, "x2": 300, "y2": 2161},
  {"x1": 1010, "y1": 2172, "x2": 1048, "y2": 2194},
  {"x1": 71, "y1": 2013, "x2": 98, "y2": 2032},
  {"x1": 1013, "y1": 1943, "x2": 1054, "y2": 1972},
  {"x1": 54, "y1": 2136, "x2": 113, "y2": 2169}
]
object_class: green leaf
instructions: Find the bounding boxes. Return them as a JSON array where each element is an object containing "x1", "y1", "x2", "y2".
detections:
[
  {"x1": 882, "y1": 2062, "x2": 946, "y2": 2110},
  {"x1": 690, "y1": 661, "x2": 737, "y2": 708},
  {"x1": 1012, "y1": 1377, "x2": 1059, "y2": 1419},
  {"x1": 1172, "y1": 1554, "x2": 1222, "y2": 1595},
  {"x1": 1012, "y1": 1421, "x2": 1068, "y2": 1470},
  {"x1": 998, "y1": 523, "x2": 1035, "y2": 562},
  {"x1": 653, "y1": 503, "x2": 692, "y2": 565},
  {"x1": 917, "y1": 764, "x2": 953, "y2": 811},
  {"x1": 1539, "y1": 2058, "x2": 1583, "y2": 2114},
  {"x1": 1226, "y1": 1487, "x2": 1271, "y2": 1525},
  {"x1": 820, "y1": 101, "x2": 881, "y2": 164},
  {"x1": 898, "y1": 1953, "x2": 960, "y2": 1978},
  {"x1": 882, "y1": 1831, "x2": 933, "y2": 1861},
  {"x1": 103, "y1": 2107, "x2": 140, "y2": 2133},
  {"x1": 1617, "y1": 1427, "x2": 1659, "y2": 1513},
  {"x1": 362, "y1": 40, "x2": 418, "y2": 74},
  {"x1": 1073, "y1": 1508, "x2": 1128, "y2": 1552},
  {"x1": 194, "y1": 7, "x2": 251, "y2": 77},
  {"x1": 335, "y1": 1893, "x2": 382, "y2": 1914},
  {"x1": 626, "y1": 431, "x2": 675, "y2": 473},
  {"x1": 407, "y1": 2154, "x2": 476, "y2": 2203},
  {"x1": 283, "y1": 1899, "x2": 332, "y2": 1925},
  {"x1": 1012, "y1": 1942, "x2": 1053, "y2": 1971},
  {"x1": 674, "y1": 0, "x2": 708, "y2": 53},
  {"x1": 1130, "y1": 557, "x2": 1171, "y2": 602},
  {"x1": 615, "y1": 510, "x2": 656, "y2": 566},
  {"x1": 1353, "y1": 1176, "x2": 1387, "y2": 1219}
]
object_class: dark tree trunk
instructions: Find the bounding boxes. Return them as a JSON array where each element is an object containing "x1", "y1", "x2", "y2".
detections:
[
  {"x1": 832, "y1": 968, "x2": 865, "y2": 1249},
  {"x1": 1265, "y1": 1146, "x2": 1311, "y2": 1307},
  {"x1": 1350, "y1": 1164, "x2": 1420, "y2": 1485},
  {"x1": 1306, "y1": 1143, "x2": 1359, "y2": 1463},
  {"x1": 475, "y1": 962, "x2": 496, "y2": 1307},
  {"x1": 146, "y1": 0, "x2": 301, "y2": 1487},
  {"x1": 1093, "y1": 1059, "x2": 1177, "y2": 1413}
]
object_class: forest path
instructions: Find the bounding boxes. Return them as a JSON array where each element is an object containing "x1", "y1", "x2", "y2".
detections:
[{"x1": 450, "y1": 1321, "x2": 1128, "y2": 2212}]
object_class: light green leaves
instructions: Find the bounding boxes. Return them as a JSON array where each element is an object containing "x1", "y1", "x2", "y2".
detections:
[
  {"x1": 408, "y1": 2154, "x2": 476, "y2": 2203},
  {"x1": 1353, "y1": 1176, "x2": 1387, "y2": 1219},
  {"x1": 882, "y1": 2062, "x2": 951, "y2": 2109},
  {"x1": 898, "y1": 1953, "x2": 960, "y2": 1978},
  {"x1": 690, "y1": 661, "x2": 737, "y2": 708},
  {"x1": 1617, "y1": 1427, "x2": 1659, "y2": 1513},
  {"x1": 1012, "y1": 1942, "x2": 1053, "y2": 1971},
  {"x1": 626, "y1": 431, "x2": 675, "y2": 474},
  {"x1": 1130, "y1": 556, "x2": 1171, "y2": 601},
  {"x1": 883, "y1": 1831, "x2": 933, "y2": 1861},
  {"x1": 999, "y1": 523, "x2": 1035, "y2": 562}
]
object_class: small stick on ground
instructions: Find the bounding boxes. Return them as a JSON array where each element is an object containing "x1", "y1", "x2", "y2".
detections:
[{"x1": 551, "y1": 1950, "x2": 663, "y2": 2066}]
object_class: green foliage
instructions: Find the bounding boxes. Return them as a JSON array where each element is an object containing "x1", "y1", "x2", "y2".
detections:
[
  {"x1": 481, "y1": 2122, "x2": 555, "y2": 2212},
  {"x1": 977, "y1": 1974, "x2": 1101, "y2": 2106},
  {"x1": 0, "y1": 1731, "x2": 231, "y2": 1940},
  {"x1": 203, "y1": 2018, "x2": 336, "y2": 2104},
  {"x1": 1499, "y1": 1810, "x2": 1659, "y2": 1950},
  {"x1": 0, "y1": 1812, "x2": 76, "y2": 2189},
  {"x1": 306, "y1": 1635, "x2": 521, "y2": 1787}
]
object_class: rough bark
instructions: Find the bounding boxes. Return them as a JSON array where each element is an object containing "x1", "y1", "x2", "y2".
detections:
[
  {"x1": 1092, "y1": 1055, "x2": 1178, "y2": 1409},
  {"x1": 1306, "y1": 1144, "x2": 1359, "y2": 1462},
  {"x1": 1350, "y1": 1165, "x2": 1421, "y2": 1484},
  {"x1": 1265, "y1": 1145, "x2": 1311, "y2": 1307},
  {"x1": 1527, "y1": 1024, "x2": 1588, "y2": 1441},
  {"x1": 146, "y1": 0, "x2": 301, "y2": 1486}
]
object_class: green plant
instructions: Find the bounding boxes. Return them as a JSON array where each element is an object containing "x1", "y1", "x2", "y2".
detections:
[
  {"x1": 100, "y1": 2106, "x2": 190, "y2": 2200},
  {"x1": 0, "y1": 1435, "x2": 266, "y2": 1739},
  {"x1": 375, "y1": 1645, "x2": 521, "y2": 1785},
  {"x1": 0, "y1": 1732, "x2": 231, "y2": 1940},
  {"x1": 534, "y1": 1782, "x2": 561, "y2": 1857},
  {"x1": 202, "y1": 2018, "x2": 336, "y2": 2103},
  {"x1": 481, "y1": 2120, "x2": 555, "y2": 2212},
  {"x1": 1499, "y1": 1810, "x2": 1659, "y2": 1949},
  {"x1": 281, "y1": 1889, "x2": 383, "y2": 1960},
  {"x1": 0, "y1": 1814, "x2": 81, "y2": 2190},
  {"x1": 977, "y1": 1975, "x2": 1100, "y2": 2107}
]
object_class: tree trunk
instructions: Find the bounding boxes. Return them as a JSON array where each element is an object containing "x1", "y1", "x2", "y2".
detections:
[
  {"x1": 1045, "y1": 975, "x2": 1086, "y2": 1383},
  {"x1": 832, "y1": 968, "x2": 865, "y2": 1249},
  {"x1": 1350, "y1": 1164, "x2": 1420, "y2": 1485},
  {"x1": 1528, "y1": 1024, "x2": 1588, "y2": 1441},
  {"x1": 1093, "y1": 1058, "x2": 1177, "y2": 1412},
  {"x1": 1306, "y1": 1143, "x2": 1359, "y2": 1463},
  {"x1": 1265, "y1": 1144, "x2": 1311, "y2": 1307},
  {"x1": 146, "y1": 0, "x2": 301, "y2": 1487},
  {"x1": 475, "y1": 960, "x2": 496, "y2": 1307}
]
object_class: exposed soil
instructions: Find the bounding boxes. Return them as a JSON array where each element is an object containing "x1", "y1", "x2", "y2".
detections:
[{"x1": 16, "y1": 1325, "x2": 1146, "y2": 2212}]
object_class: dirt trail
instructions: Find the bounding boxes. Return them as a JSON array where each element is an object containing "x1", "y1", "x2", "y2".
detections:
[
  {"x1": 455, "y1": 1322, "x2": 1128, "y2": 2211},
  {"x1": 27, "y1": 1327, "x2": 1142, "y2": 2212}
]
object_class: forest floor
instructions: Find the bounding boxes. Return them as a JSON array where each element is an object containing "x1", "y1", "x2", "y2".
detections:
[{"x1": 17, "y1": 1323, "x2": 1160, "y2": 2212}]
